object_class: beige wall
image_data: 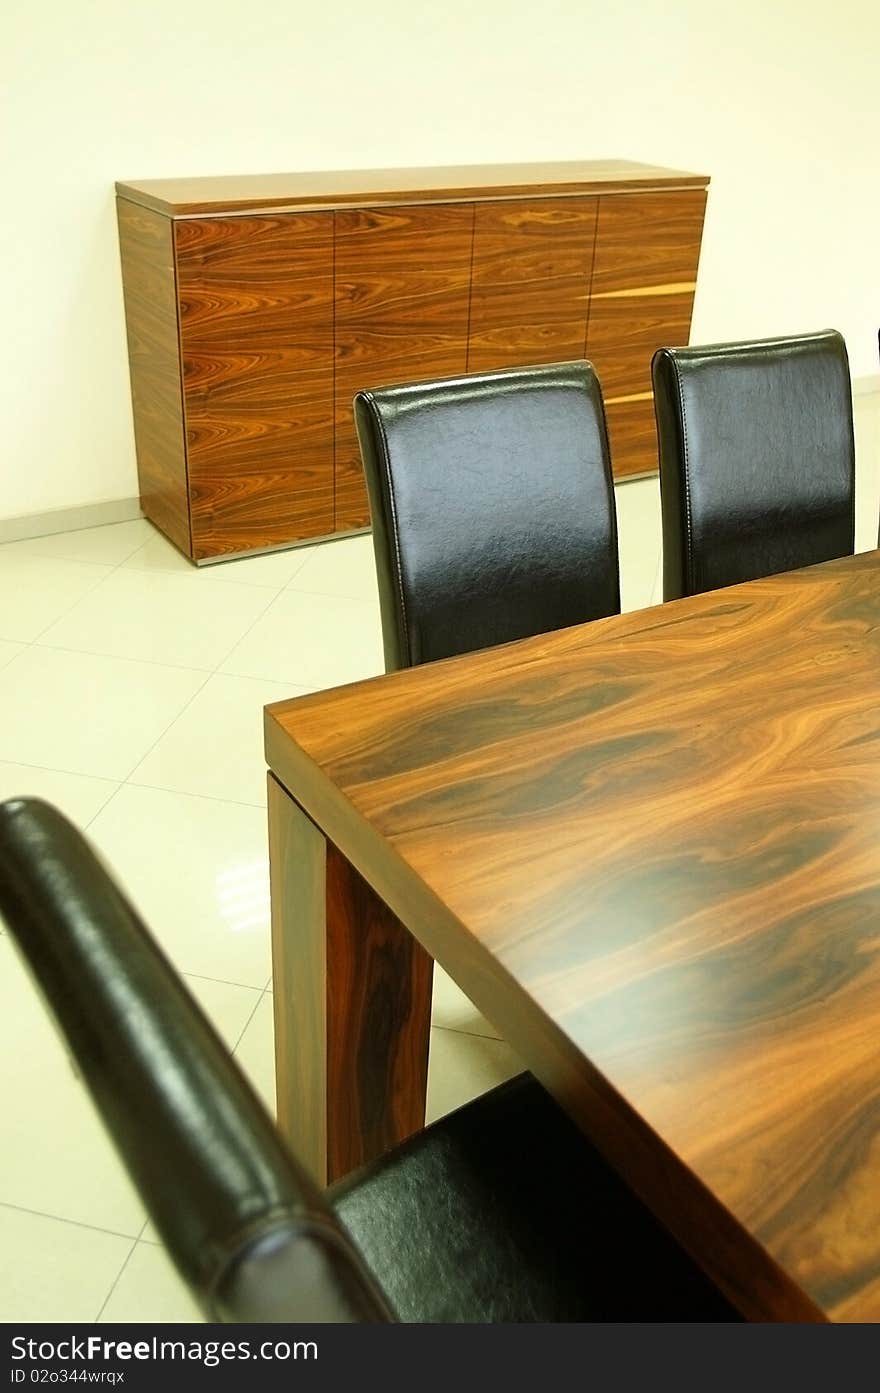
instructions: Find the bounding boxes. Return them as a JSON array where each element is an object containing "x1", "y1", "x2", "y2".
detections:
[{"x1": 2, "y1": 0, "x2": 878, "y2": 519}]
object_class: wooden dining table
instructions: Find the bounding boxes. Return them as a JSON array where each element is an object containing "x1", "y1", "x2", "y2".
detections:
[{"x1": 264, "y1": 548, "x2": 880, "y2": 1323}]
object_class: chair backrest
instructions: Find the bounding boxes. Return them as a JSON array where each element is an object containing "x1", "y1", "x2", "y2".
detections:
[
  {"x1": 652, "y1": 329, "x2": 855, "y2": 601},
  {"x1": 0, "y1": 797, "x2": 392, "y2": 1323},
  {"x1": 354, "y1": 361, "x2": 620, "y2": 671}
]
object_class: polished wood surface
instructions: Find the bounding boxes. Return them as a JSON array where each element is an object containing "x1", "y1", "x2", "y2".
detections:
[
  {"x1": 268, "y1": 773, "x2": 433, "y2": 1185},
  {"x1": 333, "y1": 205, "x2": 473, "y2": 529},
  {"x1": 176, "y1": 213, "x2": 334, "y2": 559},
  {"x1": 588, "y1": 190, "x2": 707, "y2": 476},
  {"x1": 116, "y1": 200, "x2": 190, "y2": 554},
  {"x1": 265, "y1": 550, "x2": 880, "y2": 1321},
  {"x1": 467, "y1": 199, "x2": 597, "y2": 374},
  {"x1": 116, "y1": 160, "x2": 708, "y2": 217},
  {"x1": 117, "y1": 163, "x2": 708, "y2": 557}
]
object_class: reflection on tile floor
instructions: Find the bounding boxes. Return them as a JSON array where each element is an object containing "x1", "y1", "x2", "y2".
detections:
[{"x1": 0, "y1": 392, "x2": 878, "y2": 1320}]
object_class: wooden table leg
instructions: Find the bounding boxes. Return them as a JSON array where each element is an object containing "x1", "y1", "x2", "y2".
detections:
[{"x1": 267, "y1": 772, "x2": 433, "y2": 1185}]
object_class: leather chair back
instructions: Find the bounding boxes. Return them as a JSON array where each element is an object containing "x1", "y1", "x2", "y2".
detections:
[
  {"x1": 0, "y1": 797, "x2": 392, "y2": 1323},
  {"x1": 652, "y1": 329, "x2": 855, "y2": 600},
  {"x1": 354, "y1": 361, "x2": 620, "y2": 671}
]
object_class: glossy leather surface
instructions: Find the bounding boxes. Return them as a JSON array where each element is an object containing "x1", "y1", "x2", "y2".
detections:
[
  {"x1": 0, "y1": 797, "x2": 391, "y2": 1324},
  {"x1": 354, "y1": 362, "x2": 620, "y2": 671},
  {"x1": 653, "y1": 330, "x2": 855, "y2": 600},
  {"x1": 333, "y1": 1073, "x2": 738, "y2": 1323}
]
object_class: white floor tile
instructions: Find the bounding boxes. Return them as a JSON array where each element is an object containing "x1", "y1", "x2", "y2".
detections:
[
  {"x1": 426, "y1": 1027, "x2": 522, "y2": 1125},
  {"x1": 87, "y1": 785, "x2": 271, "y2": 989},
  {"x1": 287, "y1": 532, "x2": 377, "y2": 599},
  {"x1": 0, "y1": 640, "x2": 25, "y2": 670},
  {"x1": 123, "y1": 527, "x2": 313, "y2": 589},
  {"x1": 0, "y1": 646, "x2": 205, "y2": 779},
  {"x1": 0, "y1": 1205, "x2": 132, "y2": 1322},
  {"x1": 0, "y1": 553, "x2": 111, "y2": 642},
  {"x1": 0, "y1": 764, "x2": 117, "y2": 828},
  {"x1": 233, "y1": 991, "x2": 275, "y2": 1115},
  {"x1": 38, "y1": 568, "x2": 274, "y2": 671},
  {"x1": 1, "y1": 519, "x2": 152, "y2": 567},
  {"x1": 98, "y1": 1242, "x2": 203, "y2": 1323},
  {"x1": 0, "y1": 936, "x2": 146, "y2": 1234},
  {"x1": 129, "y1": 673, "x2": 310, "y2": 808},
  {"x1": 221, "y1": 589, "x2": 384, "y2": 688},
  {"x1": 432, "y1": 966, "x2": 502, "y2": 1040}
]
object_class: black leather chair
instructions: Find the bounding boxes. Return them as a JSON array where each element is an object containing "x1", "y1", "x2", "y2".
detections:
[
  {"x1": 652, "y1": 329, "x2": 855, "y2": 601},
  {"x1": 0, "y1": 798, "x2": 737, "y2": 1323},
  {"x1": 354, "y1": 361, "x2": 620, "y2": 671}
]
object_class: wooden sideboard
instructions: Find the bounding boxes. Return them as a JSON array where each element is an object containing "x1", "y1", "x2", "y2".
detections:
[{"x1": 116, "y1": 161, "x2": 709, "y2": 562}]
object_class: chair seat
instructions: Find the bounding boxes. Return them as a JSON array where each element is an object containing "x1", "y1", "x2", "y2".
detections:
[{"x1": 331, "y1": 1073, "x2": 739, "y2": 1323}]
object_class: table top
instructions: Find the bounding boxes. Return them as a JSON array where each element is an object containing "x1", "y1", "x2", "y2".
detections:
[
  {"x1": 265, "y1": 549, "x2": 880, "y2": 1322},
  {"x1": 115, "y1": 159, "x2": 708, "y2": 217}
]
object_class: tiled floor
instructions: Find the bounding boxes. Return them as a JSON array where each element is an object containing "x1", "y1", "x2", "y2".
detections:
[{"x1": 1, "y1": 393, "x2": 879, "y2": 1322}]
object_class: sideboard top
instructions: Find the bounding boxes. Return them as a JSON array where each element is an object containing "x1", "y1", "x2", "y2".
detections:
[{"x1": 115, "y1": 159, "x2": 709, "y2": 217}]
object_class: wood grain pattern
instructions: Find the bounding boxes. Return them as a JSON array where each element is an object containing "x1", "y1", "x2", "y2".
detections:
[
  {"x1": 118, "y1": 168, "x2": 708, "y2": 556},
  {"x1": 116, "y1": 160, "x2": 708, "y2": 217},
  {"x1": 175, "y1": 213, "x2": 334, "y2": 558},
  {"x1": 266, "y1": 549, "x2": 880, "y2": 1320},
  {"x1": 333, "y1": 205, "x2": 473, "y2": 530},
  {"x1": 587, "y1": 190, "x2": 706, "y2": 474},
  {"x1": 116, "y1": 199, "x2": 191, "y2": 556},
  {"x1": 603, "y1": 395, "x2": 659, "y2": 479},
  {"x1": 466, "y1": 199, "x2": 597, "y2": 373},
  {"x1": 268, "y1": 773, "x2": 432, "y2": 1185}
]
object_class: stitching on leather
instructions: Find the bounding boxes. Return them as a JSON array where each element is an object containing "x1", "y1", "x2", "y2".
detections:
[
  {"x1": 366, "y1": 394, "x2": 412, "y2": 667},
  {"x1": 671, "y1": 357, "x2": 695, "y2": 594}
]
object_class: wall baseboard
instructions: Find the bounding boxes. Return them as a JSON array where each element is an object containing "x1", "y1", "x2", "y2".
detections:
[{"x1": 0, "y1": 497, "x2": 143, "y2": 545}]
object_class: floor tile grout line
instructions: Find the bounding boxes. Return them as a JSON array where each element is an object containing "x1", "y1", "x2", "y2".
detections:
[
  {"x1": 0, "y1": 554, "x2": 118, "y2": 577},
  {"x1": 232, "y1": 984, "x2": 270, "y2": 1054},
  {"x1": 108, "y1": 565, "x2": 292, "y2": 599},
  {"x1": 430, "y1": 1022, "x2": 506, "y2": 1044},
  {"x1": 0, "y1": 1198, "x2": 142, "y2": 1243},
  {"x1": 122, "y1": 561, "x2": 295, "y2": 591},
  {"x1": 27, "y1": 638, "x2": 217, "y2": 676},
  {"x1": 81, "y1": 780, "x2": 127, "y2": 832},
  {"x1": 3, "y1": 563, "x2": 118, "y2": 648},
  {"x1": 0, "y1": 521, "x2": 152, "y2": 573},
  {"x1": 93, "y1": 1236, "x2": 141, "y2": 1323},
  {"x1": 0, "y1": 752, "x2": 120, "y2": 785},
  {"x1": 122, "y1": 776, "x2": 269, "y2": 812},
  {"x1": 281, "y1": 583, "x2": 380, "y2": 603},
  {"x1": 0, "y1": 644, "x2": 30, "y2": 674},
  {"x1": 209, "y1": 584, "x2": 302, "y2": 676},
  {"x1": 14, "y1": 544, "x2": 293, "y2": 669},
  {"x1": 115, "y1": 670, "x2": 217, "y2": 786},
  {"x1": 183, "y1": 969, "x2": 265, "y2": 992}
]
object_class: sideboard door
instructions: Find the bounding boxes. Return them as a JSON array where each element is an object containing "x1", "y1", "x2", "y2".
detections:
[
  {"x1": 467, "y1": 198, "x2": 597, "y2": 374},
  {"x1": 333, "y1": 205, "x2": 474, "y2": 532},
  {"x1": 176, "y1": 213, "x2": 335, "y2": 560},
  {"x1": 586, "y1": 190, "x2": 707, "y2": 477}
]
